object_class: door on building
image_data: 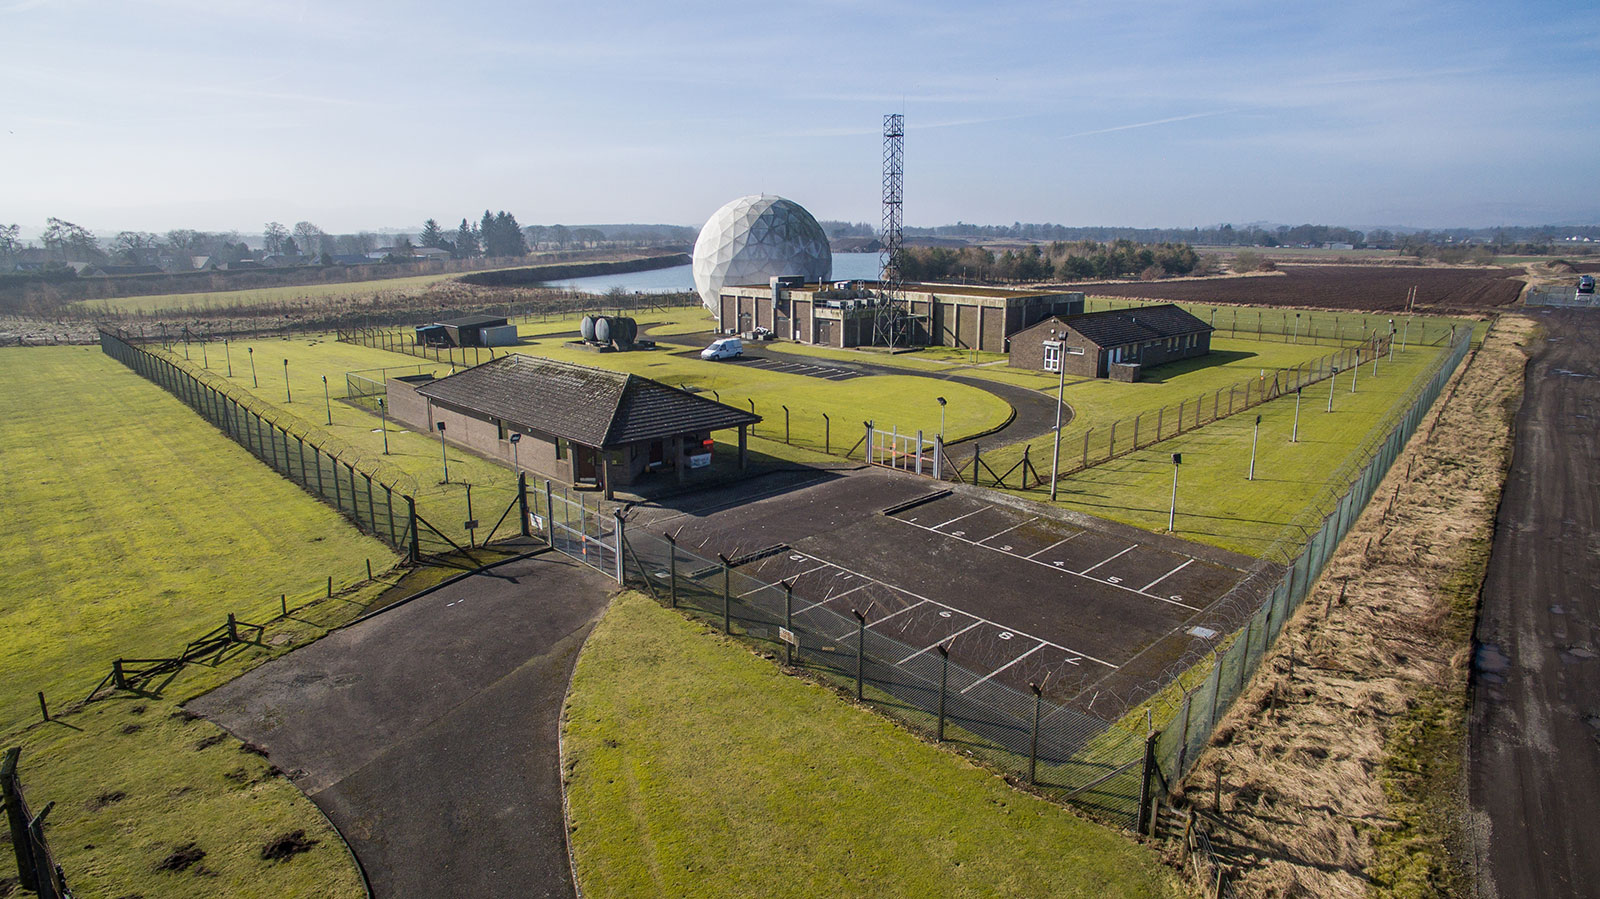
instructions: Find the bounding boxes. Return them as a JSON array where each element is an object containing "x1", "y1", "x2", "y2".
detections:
[
  {"x1": 648, "y1": 440, "x2": 665, "y2": 468},
  {"x1": 575, "y1": 446, "x2": 599, "y2": 483}
]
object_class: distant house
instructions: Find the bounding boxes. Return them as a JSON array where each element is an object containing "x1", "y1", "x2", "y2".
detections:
[
  {"x1": 386, "y1": 354, "x2": 762, "y2": 497},
  {"x1": 190, "y1": 255, "x2": 214, "y2": 271},
  {"x1": 1009, "y1": 304, "x2": 1213, "y2": 381},
  {"x1": 92, "y1": 264, "x2": 165, "y2": 277},
  {"x1": 412, "y1": 247, "x2": 451, "y2": 261},
  {"x1": 328, "y1": 254, "x2": 371, "y2": 266}
]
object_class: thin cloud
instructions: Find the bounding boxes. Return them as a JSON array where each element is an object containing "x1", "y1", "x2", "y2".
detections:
[{"x1": 1060, "y1": 109, "x2": 1243, "y2": 140}]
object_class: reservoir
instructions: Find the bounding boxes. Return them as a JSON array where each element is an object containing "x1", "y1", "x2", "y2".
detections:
[{"x1": 553, "y1": 252, "x2": 883, "y2": 294}]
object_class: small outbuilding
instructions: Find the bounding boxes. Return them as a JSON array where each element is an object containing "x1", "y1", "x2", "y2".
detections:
[
  {"x1": 385, "y1": 354, "x2": 762, "y2": 498},
  {"x1": 1009, "y1": 304, "x2": 1213, "y2": 381},
  {"x1": 415, "y1": 314, "x2": 519, "y2": 348}
]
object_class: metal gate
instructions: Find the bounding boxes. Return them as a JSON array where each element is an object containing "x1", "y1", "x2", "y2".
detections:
[
  {"x1": 864, "y1": 423, "x2": 943, "y2": 478},
  {"x1": 530, "y1": 482, "x2": 619, "y2": 578}
]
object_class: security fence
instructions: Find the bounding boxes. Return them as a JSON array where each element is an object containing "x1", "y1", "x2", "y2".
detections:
[
  {"x1": 99, "y1": 328, "x2": 421, "y2": 559},
  {"x1": 1146, "y1": 324, "x2": 1475, "y2": 807},
  {"x1": 2, "y1": 748, "x2": 72, "y2": 899}
]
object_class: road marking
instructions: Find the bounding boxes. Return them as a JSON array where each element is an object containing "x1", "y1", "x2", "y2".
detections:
[
  {"x1": 899, "y1": 620, "x2": 984, "y2": 664},
  {"x1": 736, "y1": 562, "x2": 831, "y2": 598},
  {"x1": 786, "y1": 551, "x2": 1116, "y2": 668},
  {"x1": 931, "y1": 507, "x2": 986, "y2": 530},
  {"x1": 866, "y1": 599, "x2": 928, "y2": 628},
  {"x1": 883, "y1": 516, "x2": 1201, "y2": 611},
  {"x1": 1079, "y1": 544, "x2": 1137, "y2": 574},
  {"x1": 1025, "y1": 531, "x2": 1084, "y2": 558},
  {"x1": 790, "y1": 579, "x2": 873, "y2": 616},
  {"x1": 977, "y1": 516, "x2": 1039, "y2": 544},
  {"x1": 1141, "y1": 558, "x2": 1195, "y2": 593},
  {"x1": 961, "y1": 643, "x2": 1046, "y2": 694}
]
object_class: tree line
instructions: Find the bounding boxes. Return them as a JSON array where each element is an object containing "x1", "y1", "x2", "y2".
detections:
[{"x1": 894, "y1": 240, "x2": 1203, "y2": 283}]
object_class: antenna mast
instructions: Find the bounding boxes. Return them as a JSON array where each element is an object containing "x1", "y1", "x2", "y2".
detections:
[{"x1": 874, "y1": 113, "x2": 906, "y2": 348}]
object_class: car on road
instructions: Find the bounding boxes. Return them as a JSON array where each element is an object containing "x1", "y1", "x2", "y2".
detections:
[
  {"x1": 1580, "y1": 275, "x2": 1595, "y2": 294},
  {"x1": 701, "y1": 337, "x2": 743, "y2": 360}
]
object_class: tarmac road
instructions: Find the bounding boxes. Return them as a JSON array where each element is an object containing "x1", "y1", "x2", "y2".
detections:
[
  {"x1": 1468, "y1": 308, "x2": 1600, "y2": 898},
  {"x1": 192, "y1": 552, "x2": 614, "y2": 899}
]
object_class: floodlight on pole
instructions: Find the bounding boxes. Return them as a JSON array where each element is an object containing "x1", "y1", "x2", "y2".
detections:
[
  {"x1": 436, "y1": 420, "x2": 450, "y2": 483},
  {"x1": 1292, "y1": 387, "x2": 1302, "y2": 442},
  {"x1": 378, "y1": 398, "x2": 389, "y2": 454},
  {"x1": 1248, "y1": 414, "x2": 1261, "y2": 480},
  {"x1": 936, "y1": 396, "x2": 947, "y2": 442},
  {"x1": 248, "y1": 346, "x2": 257, "y2": 387},
  {"x1": 283, "y1": 359, "x2": 291, "y2": 403},
  {"x1": 1168, "y1": 453, "x2": 1181, "y2": 532},
  {"x1": 322, "y1": 375, "x2": 331, "y2": 424},
  {"x1": 1049, "y1": 341, "x2": 1067, "y2": 501},
  {"x1": 510, "y1": 431, "x2": 522, "y2": 472},
  {"x1": 1329, "y1": 367, "x2": 1339, "y2": 411}
]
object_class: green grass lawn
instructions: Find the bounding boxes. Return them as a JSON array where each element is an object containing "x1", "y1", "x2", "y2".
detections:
[
  {"x1": 74, "y1": 271, "x2": 465, "y2": 315},
  {"x1": 0, "y1": 347, "x2": 396, "y2": 732},
  {"x1": 1004, "y1": 340, "x2": 1452, "y2": 556},
  {"x1": 564, "y1": 591, "x2": 1183, "y2": 899},
  {"x1": 1081, "y1": 297, "x2": 1462, "y2": 348}
]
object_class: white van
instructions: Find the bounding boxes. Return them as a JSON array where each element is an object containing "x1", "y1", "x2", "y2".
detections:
[{"x1": 701, "y1": 337, "x2": 743, "y2": 360}]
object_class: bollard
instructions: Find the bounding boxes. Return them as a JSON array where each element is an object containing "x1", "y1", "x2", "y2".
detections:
[{"x1": 327, "y1": 575, "x2": 333, "y2": 597}]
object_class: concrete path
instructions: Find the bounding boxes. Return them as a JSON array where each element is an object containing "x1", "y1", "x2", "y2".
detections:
[
  {"x1": 1467, "y1": 308, "x2": 1600, "y2": 898},
  {"x1": 192, "y1": 553, "x2": 615, "y2": 899}
]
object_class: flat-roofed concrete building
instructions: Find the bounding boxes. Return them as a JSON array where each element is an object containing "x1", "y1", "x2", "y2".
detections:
[
  {"x1": 715, "y1": 280, "x2": 1084, "y2": 353},
  {"x1": 1008, "y1": 304, "x2": 1213, "y2": 381},
  {"x1": 386, "y1": 355, "x2": 760, "y2": 498}
]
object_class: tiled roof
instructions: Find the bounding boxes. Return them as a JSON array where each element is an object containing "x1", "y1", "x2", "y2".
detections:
[
  {"x1": 1050, "y1": 304, "x2": 1212, "y2": 347},
  {"x1": 416, "y1": 354, "x2": 760, "y2": 448},
  {"x1": 435, "y1": 314, "x2": 509, "y2": 329}
]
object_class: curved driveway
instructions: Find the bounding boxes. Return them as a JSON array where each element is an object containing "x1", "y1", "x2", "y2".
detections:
[{"x1": 192, "y1": 552, "x2": 614, "y2": 899}]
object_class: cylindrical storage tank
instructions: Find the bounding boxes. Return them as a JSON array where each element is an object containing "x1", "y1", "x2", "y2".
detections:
[
  {"x1": 613, "y1": 316, "x2": 637, "y2": 347},
  {"x1": 593, "y1": 315, "x2": 612, "y2": 345},
  {"x1": 580, "y1": 314, "x2": 597, "y2": 342}
]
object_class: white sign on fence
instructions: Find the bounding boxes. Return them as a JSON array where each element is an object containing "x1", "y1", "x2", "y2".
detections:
[{"x1": 778, "y1": 627, "x2": 798, "y2": 647}]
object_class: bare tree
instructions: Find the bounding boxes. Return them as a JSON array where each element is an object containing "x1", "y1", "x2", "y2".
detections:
[
  {"x1": 263, "y1": 221, "x2": 289, "y2": 255},
  {"x1": 292, "y1": 221, "x2": 325, "y2": 256}
]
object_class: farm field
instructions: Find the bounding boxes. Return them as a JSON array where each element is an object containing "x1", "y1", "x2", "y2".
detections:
[
  {"x1": 74, "y1": 271, "x2": 464, "y2": 315},
  {"x1": 0, "y1": 346, "x2": 396, "y2": 732},
  {"x1": 1071, "y1": 264, "x2": 1524, "y2": 312},
  {"x1": 564, "y1": 590, "x2": 1183, "y2": 899}
]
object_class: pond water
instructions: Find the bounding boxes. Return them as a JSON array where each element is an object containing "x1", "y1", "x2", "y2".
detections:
[{"x1": 551, "y1": 252, "x2": 883, "y2": 294}]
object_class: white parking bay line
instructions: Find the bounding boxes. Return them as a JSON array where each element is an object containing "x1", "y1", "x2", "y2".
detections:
[
  {"x1": 899, "y1": 620, "x2": 984, "y2": 664},
  {"x1": 960, "y1": 643, "x2": 1046, "y2": 694},
  {"x1": 1141, "y1": 558, "x2": 1195, "y2": 593},
  {"x1": 1078, "y1": 543, "x2": 1137, "y2": 574},
  {"x1": 932, "y1": 507, "x2": 986, "y2": 530},
  {"x1": 1025, "y1": 531, "x2": 1083, "y2": 558},
  {"x1": 977, "y1": 516, "x2": 1039, "y2": 544}
]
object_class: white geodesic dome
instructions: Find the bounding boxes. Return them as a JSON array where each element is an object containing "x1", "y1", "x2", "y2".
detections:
[{"x1": 692, "y1": 195, "x2": 832, "y2": 311}]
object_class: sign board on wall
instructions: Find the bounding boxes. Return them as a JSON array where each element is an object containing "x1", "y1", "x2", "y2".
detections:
[{"x1": 689, "y1": 452, "x2": 712, "y2": 469}]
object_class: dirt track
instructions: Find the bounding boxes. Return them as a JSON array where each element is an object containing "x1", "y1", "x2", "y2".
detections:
[{"x1": 1468, "y1": 308, "x2": 1600, "y2": 898}]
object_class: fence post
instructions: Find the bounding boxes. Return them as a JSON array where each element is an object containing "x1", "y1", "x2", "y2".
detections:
[
  {"x1": 1133, "y1": 412, "x2": 1140, "y2": 448},
  {"x1": 864, "y1": 421, "x2": 874, "y2": 463},
  {"x1": 407, "y1": 496, "x2": 420, "y2": 563},
  {"x1": 544, "y1": 481, "x2": 556, "y2": 547},
  {"x1": 720, "y1": 556, "x2": 732, "y2": 634},
  {"x1": 936, "y1": 645, "x2": 949, "y2": 742},
  {"x1": 518, "y1": 473, "x2": 531, "y2": 538},
  {"x1": 853, "y1": 609, "x2": 867, "y2": 700},
  {"x1": 783, "y1": 581, "x2": 794, "y2": 666},
  {"x1": 227, "y1": 613, "x2": 238, "y2": 642},
  {"x1": 783, "y1": 405, "x2": 790, "y2": 444},
  {"x1": 1082, "y1": 427, "x2": 1092, "y2": 467},
  {"x1": 665, "y1": 533, "x2": 678, "y2": 608},
  {"x1": 1029, "y1": 682, "x2": 1042, "y2": 784},
  {"x1": 1137, "y1": 729, "x2": 1160, "y2": 834},
  {"x1": 612, "y1": 512, "x2": 625, "y2": 586},
  {"x1": 915, "y1": 429, "x2": 924, "y2": 476},
  {"x1": 2, "y1": 747, "x2": 39, "y2": 892},
  {"x1": 932, "y1": 436, "x2": 943, "y2": 480}
]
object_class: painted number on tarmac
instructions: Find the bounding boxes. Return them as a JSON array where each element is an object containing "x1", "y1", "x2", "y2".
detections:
[
  {"x1": 938, "y1": 611, "x2": 952, "y2": 618},
  {"x1": 1107, "y1": 576, "x2": 1122, "y2": 584},
  {"x1": 998, "y1": 632, "x2": 1013, "y2": 640}
]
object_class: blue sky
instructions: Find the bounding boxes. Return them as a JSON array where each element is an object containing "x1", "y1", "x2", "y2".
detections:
[{"x1": 3, "y1": 0, "x2": 1597, "y2": 235}]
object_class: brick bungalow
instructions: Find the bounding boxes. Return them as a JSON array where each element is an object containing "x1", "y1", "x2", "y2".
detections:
[
  {"x1": 386, "y1": 354, "x2": 761, "y2": 498},
  {"x1": 1008, "y1": 304, "x2": 1213, "y2": 381}
]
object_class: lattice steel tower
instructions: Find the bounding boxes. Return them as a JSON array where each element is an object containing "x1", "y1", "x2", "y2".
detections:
[{"x1": 873, "y1": 113, "x2": 907, "y2": 348}]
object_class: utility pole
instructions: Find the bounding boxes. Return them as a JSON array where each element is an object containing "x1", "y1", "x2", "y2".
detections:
[{"x1": 1248, "y1": 414, "x2": 1261, "y2": 480}]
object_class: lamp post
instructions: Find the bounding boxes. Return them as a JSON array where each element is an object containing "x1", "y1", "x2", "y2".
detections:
[
  {"x1": 1292, "y1": 387, "x2": 1302, "y2": 442},
  {"x1": 248, "y1": 346, "x2": 257, "y2": 387},
  {"x1": 1248, "y1": 414, "x2": 1261, "y2": 480},
  {"x1": 1049, "y1": 340, "x2": 1067, "y2": 501},
  {"x1": 378, "y1": 398, "x2": 389, "y2": 454},
  {"x1": 1292, "y1": 312, "x2": 1300, "y2": 344},
  {"x1": 510, "y1": 431, "x2": 521, "y2": 472},
  {"x1": 283, "y1": 359, "x2": 291, "y2": 403},
  {"x1": 936, "y1": 396, "x2": 947, "y2": 442},
  {"x1": 436, "y1": 420, "x2": 450, "y2": 483},
  {"x1": 1328, "y1": 366, "x2": 1339, "y2": 412},
  {"x1": 225, "y1": 339, "x2": 233, "y2": 377},
  {"x1": 1168, "y1": 453, "x2": 1181, "y2": 532},
  {"x1": 322, "y1": 375, "x2": 331, "y2": 425}
]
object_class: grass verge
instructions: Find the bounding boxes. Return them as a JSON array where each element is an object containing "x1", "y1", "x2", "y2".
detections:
[{"x1": 563, "y1": 591, "x2": 1183, "y2": 899}]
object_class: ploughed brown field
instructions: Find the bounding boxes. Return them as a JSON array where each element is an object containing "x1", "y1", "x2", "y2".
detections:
[{"x1": 1069, "y1": 264, "x2": 1524, "y2": 312}]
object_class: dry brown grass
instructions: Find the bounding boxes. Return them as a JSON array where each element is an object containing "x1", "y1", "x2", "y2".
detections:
[{"x1": 1171, "y1": 316, "x2": 1532, "y2": 897}]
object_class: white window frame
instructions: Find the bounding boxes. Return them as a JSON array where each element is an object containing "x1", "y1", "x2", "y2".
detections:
[{"x1": 1042, "y1": 340, "x2": 1063, "y2": 373}]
